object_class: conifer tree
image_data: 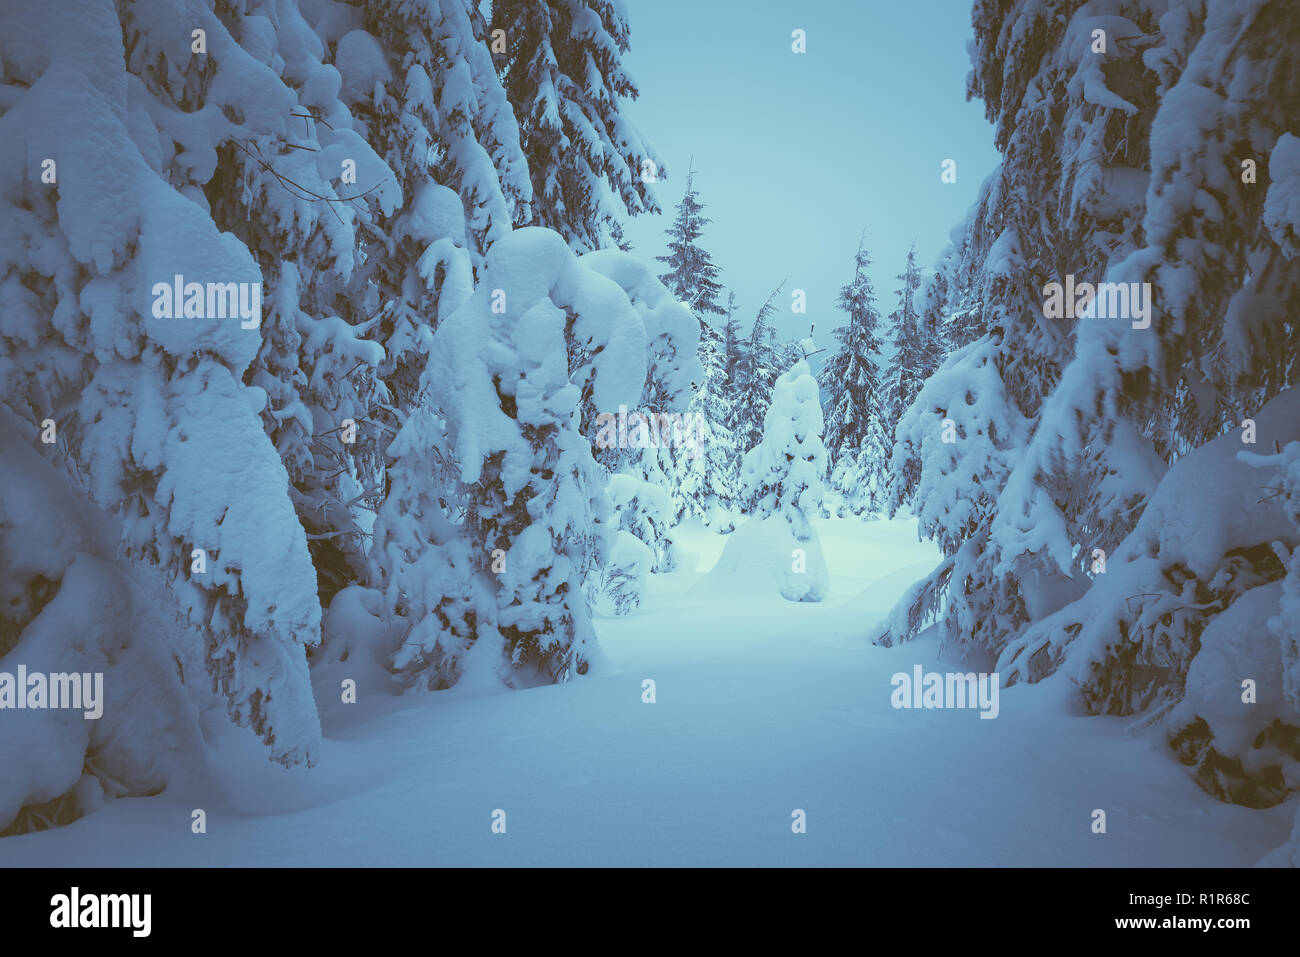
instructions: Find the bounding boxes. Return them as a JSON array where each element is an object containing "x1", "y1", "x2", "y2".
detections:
[
  {"x1": 722, "y1": 291, "x2": 744, "y2": 384},
  {"x1": 656, "y1": 166, "x2": 725, "y2": 319},
  {"x1": 0, "y1": 0, "x2": 389, "y2": 792},
  {"x1": 652, "y1": 167, "x2": 735, "y2": 521},
  {"x1": 490, "y1": 0, "x2": 661, "y2": 252},
  {"x1": 676, "y1": 320, "x2": 738, "y2": 523},
  {"x1": 820, "y1": 235, "x2": 890, "y2": 516},
  {"x1": 884, "y1": 243, "x2": 926, "y2": 435},
  {"x1": 740, "y1": 359, "x2": 828, "y2": 542},
  {"x1": 731, "y1": 281, "x2": 785, "y2": 476}
]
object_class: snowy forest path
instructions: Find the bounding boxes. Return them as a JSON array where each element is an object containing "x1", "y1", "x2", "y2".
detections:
[{"x1": 0, "y1": 518, "x2": 1292, "y2": 866}]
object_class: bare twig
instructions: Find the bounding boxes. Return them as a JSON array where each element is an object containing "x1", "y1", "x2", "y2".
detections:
[{"x1": 232, "y1": 140, "x2": 390, "y2": 213}]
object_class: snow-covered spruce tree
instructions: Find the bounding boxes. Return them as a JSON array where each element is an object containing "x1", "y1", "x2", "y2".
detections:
[
  {"x1": 741, "y1": 359, "x2": 829, "y2": 542},
  {"x1": 996, "y1": 390, "x2": 1300, "y2": 810},
  {"x1": 187, "y1": 2, "x2": 401, "y2": 607},
  {"x1": 721, "y1": 358, "x2": 829, "y2": 601},
  {"x1": 653, "y1": 168, "x2": 735, "y2": 522},
  {"x1": 313, "y1": 3, "x2": 540, "y2": 678},
  {"x1": 656, "y1": 166, "x2": 726, "y2": 319},
  {"x1": 774, "y1": 335, "x2": 808, "y2": 382},
  {"x1": 989, "y1": 0, "x2": 1300, "y2": 819},
  {"x1": 913, "y1": 250, "x2": 952, "y2": 363},
  {"x1": 721, "y1": 291, "x2": 744, "y2": 385},
  {"x1": 365, "y1": 356, "x2": 480, "y2": 690},
  {"x1": 675, "y1": 319, "x2": 739, "y2": 524},
  {"x1": 0, "y1": 407, "x2": 205, "y2": 835},
  {"x1": 490, "y1": 0, "x2": 662, "y2": 252},
  {"x1": 988, "y1": 2, "x2": 1299, "y2": 664},
  {"x1": 385, "y1": 228, "x2": 685, "y2": 686},
  {"x1": 610, "y1": 440, "x2": 681, "y2": 572},
  {"x1": 880, "y1": 0, "x2": 1300, "y2": 833},
  {"x1": 912, "y1": 264, "x2": 952, "y2": 386},
  {"x1": 820, "y1": 235, "x2": 890, "y2": 517},
  {"x1": 604, "y1": 469, "x2": 675, "y2": 575},
  {"x1": 346, "y1": 0, "x2": 531, "y2": 271},
  {"x1": 880, "y1": 244, "x2": 967, "y2": 518},
  {"x1": 292, "y1": 2, "x2": 532, "y2": 608},
  {"x1": 334, "y1": 0, "x2": 529, "y2": 414},
  {"x1": 580, "y1": 168, "x2": 720, "y2": 547},
  {"x1": 590, "y1": 529, "x2": 655, "y2": 617},
  {"x1": 883, "y1": 243, "x2": 927, "y2": 436},
  {"x1": 882, "y1": 209, "x2": 989, "y2": 524},
  {"x1": 583, "y1": 248, "x2": 701, "y2": 573},
  {"x1": 729, "y1": 281, "x2": 785, "y2": 483},
  {"x1": 876, "y1": 0, "x2": 1163, "y2": 660},
  {"x1": 356, "y1": 195, "x2": 477, "y2": 675},
  {"x1": 920, "y1": 206, "x2": 991, "y2": 357},
  {"x1": 586, "y1": 438, "x2": 678, "y2": 614},
  {"x1": 0, "y1": 0, "x2": 337, "y2": 806}
]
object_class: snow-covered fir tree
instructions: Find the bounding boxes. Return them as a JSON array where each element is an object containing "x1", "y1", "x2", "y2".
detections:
[
  {"x1": 583, "y1": 247, "x2": 701, "y2": 571},
  {"x1": 721, "y1": 291, "x2": 744, "y2": 384},
  {"x1": 412, "y1": 228, "x2": 652, "y2": 683},
  {"x1": 490, "y1": 0, "x2": 661, "y2": 252},
  {"x1": 987, "y1": 0, "x2": 1300, "y2": 799},
  {"x1": 193, "y1": 2, "x2": 403, "y2": 608},
  {"x1": 879, "y1": 0, "x2": 1300, "y2": 825},
  {"x1": 740, "y1": 359, "x2": 828, "y2": 541},
  {"x1": 0, "y1": 0, "x2": 382, "y2": 833},
  {"x1": 588, "y1": 528, "x2": 655, "y2": 617},
  {"x1": 775, "y1": 335, "x2": 807, "y2": 376},
  {"x1": 318, "y1": 1, "x2": 534, "y2": 614},
  {"x1": 4, "y1": 0, "x2": 1297, "y2": 869},
  {"x1": 675, "y1": 321, "x2": 739, "y2": 524},
  {"x1": 722, "y1": 356, "x2": 830, "y2": 602},
  {"x1": 651, "y1": 167, "x2": 736, "y2": 522},
  {"x1": 340, "y1": 0, "x2": 530, "y2": 407},
  {"x1": 729, "y1": 281, "x2": 785, "y2": 474},
  {"x1": 348, "y1": 0, "x2": 531, "y2": 270},
  {"x1": 612, "y1": 440, "x2": 681, "y2": 572},
  {"x1": 877, "y1": 0, "x2": 1154, "y2": 658},
  {"x1": 367, "y1": 390, "x2": 479, "y2": 690},
  {"x1": 713, "y1": 291, "x2": 748, "y2": 492},
  {"x1": 380, "y1": 229, "x2": 696, "y2": 685},
  {"x1": 820, "y1": 235, "x2": 890, "y2": 517},
  {"x1": 604, "y1": 469, "x2": 676, "y2": 574},
  {"x1": 883, "y1": 243, "x2": 927, "y2": 436},
  {"x1": 656, "y1": 165, "x2": 726, "y2": 319}
]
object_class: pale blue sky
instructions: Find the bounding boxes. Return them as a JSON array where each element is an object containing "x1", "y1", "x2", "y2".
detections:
[{"x1": 618, "y1": 0, "x2": 1001, "y2": 346}]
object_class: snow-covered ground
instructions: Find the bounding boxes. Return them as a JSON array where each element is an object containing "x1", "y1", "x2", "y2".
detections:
[{"x1": 2, "y1": 516, "x2": 1293, "y2": 867}]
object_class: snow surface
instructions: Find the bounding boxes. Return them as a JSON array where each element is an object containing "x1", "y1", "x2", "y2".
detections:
[
  {"x1": 1, "y1": 515, "x2": 1291, "y2": 867},
  {"x1": 706, "y1": 514, "x2": 829, "y2": 602}
]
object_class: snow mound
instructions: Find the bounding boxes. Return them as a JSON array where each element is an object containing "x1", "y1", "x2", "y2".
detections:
[
  {"x1": 590, "y1": 530, "x2": 654, "y2": 617},
  {"x1": 0, "y1": 409, "x2": 202, "y2": 832},
  {"x1": 705, "y1": 515, "x2": 829, "y2": 603},
  {"x1": 1168, "y1": 582, "x2": 1300, "y2": 807},
  {"x1": 1264, "y1": 132, "x2": 1300, "y2": 258}
]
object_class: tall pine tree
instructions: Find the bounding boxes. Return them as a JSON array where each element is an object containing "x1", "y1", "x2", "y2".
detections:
[
  {"x1": 820, "y1": 235, "x2": 889, "y2": 517},
  {"x1": 884, "y1": 243, "x2": 926, "y2": 436},
  {"x1": 490, "y1": 0, "x2": 661, "y2": 252},
  {"x1": 656, "y1": 165, "x2": 725, "y2": 318},
  {"x1": 722, "y1": 291, "x2": 744, "y2": 385},
  {"x1": 730, "y1": 281, "x2": 785, "y2": 478},
  {"x1": 676, "y1": 321, "x2": 738, "y2": 524},
  {"x1": 654, "y1": 167, "x2": 735, "y2": 521}
]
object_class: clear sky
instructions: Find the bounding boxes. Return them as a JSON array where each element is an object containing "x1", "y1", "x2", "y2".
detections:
[{"x1": 617, "y1": 0, "x2": 1002, "y2": 347}]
